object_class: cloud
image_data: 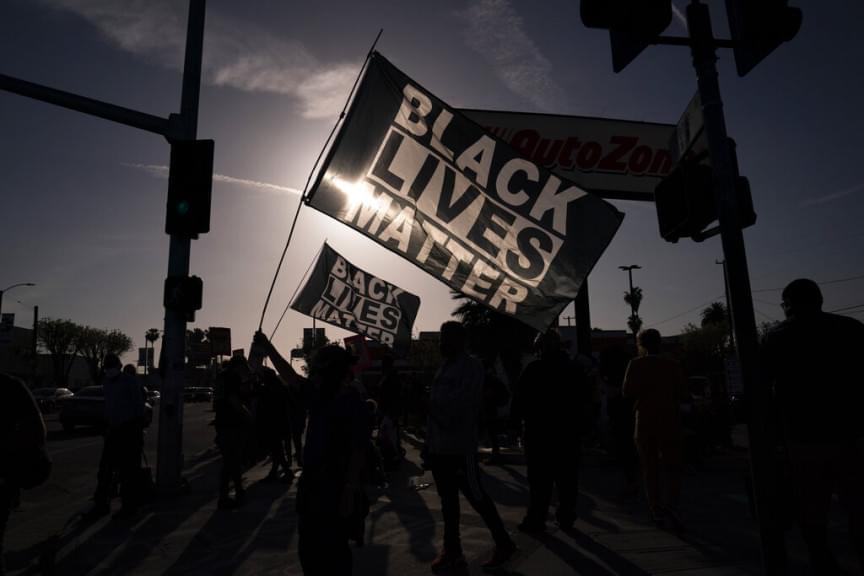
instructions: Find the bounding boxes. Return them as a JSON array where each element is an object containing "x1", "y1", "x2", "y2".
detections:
[
  {"x1": 122, "y1": 163, "x2": 302, "y2": 196},
  {"x1": 457, "y1": 0, "x2": 565, "y2": 111},
  {"x1": 38, "y1": 0, "x2": 359, "y2": 119},
  {"x1": 800, "y1": 182, "x2": 864, "y2": 207}
]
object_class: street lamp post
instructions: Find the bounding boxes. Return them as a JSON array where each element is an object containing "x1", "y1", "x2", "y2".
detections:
[
  {"x1": 619, "y1": 265, "x2": 641, "y2": 344},
  {"x1": 0, "y1": 282, "x2": 36, "y2": 319}
]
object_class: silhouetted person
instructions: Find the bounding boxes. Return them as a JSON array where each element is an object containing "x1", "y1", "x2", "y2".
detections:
[
  {"x1": 1, "y1": 373, "x2": 48, "y2": 576},
  {"x1": 511, "y1": 329, "x2": 588, "y2": 532},
  {"x1": 91, "y1": 353, "x2": 146, "y2": 519},
  {"x1": 377, "y1": 355, "x2": 403, "y2": 463},
  {"x1": 255, "y1": 366, "x2": 293, "y2": 482},
  {"x1": 255, "y1": 333, "x2": 369, "y2": 576},
  {"x1": 601, "y1": 344, "x2": 639, "y2": 500},
  {"x1": 623, "y1": 329, "x2": 685, "y2": 531},
  {"x1": 214, "y1": 356, "x2": 253, "y2": 509},
  {"x1": 761, "y1": 278, "x2": 864, "y2": 573},
  {"x1": 425, "y1": 321, "x2": 516, "y2": 573}
]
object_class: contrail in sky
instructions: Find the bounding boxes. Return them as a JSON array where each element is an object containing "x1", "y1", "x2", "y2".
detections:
[
  {"x1": 123, "y1": 163, "x2": 302, "y2": 196},
  {"x1": 457, "y1": 0, "x2": 565, "y2": 112},
  {"x1": 39, "y1": 0, "x2": 358, "y2": 120}
]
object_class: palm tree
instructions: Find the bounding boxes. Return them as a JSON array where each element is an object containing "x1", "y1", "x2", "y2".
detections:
[
  {"x1": 623, "y1": 286, "x2": 643, "y2": 337},
  {"x1": 450, "y1": 291, "x2": 536, "y2": 386},
  {"x1": 145, "y1": 328, "x2": 160, "y2": 375},
  {"x1": 700, "y1": 302, "x2": 727, "y2": 327}
]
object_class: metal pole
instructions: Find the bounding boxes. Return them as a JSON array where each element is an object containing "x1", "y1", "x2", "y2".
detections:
[
  {"x1": 717, "y1": 259, "x2": 735, "y2": 349},
  {"x1": 686, "y1": 2, "x2": 785, "y2": 573},
  {"x1": 575, "y1": 281, "x2": 592, "y2": 357},
  {"x1": 156, "y1": 0, "x2": 207, "y2": 493},
  {"x1": 32, "y1": 305, "x2": 39, "y2": 386}
]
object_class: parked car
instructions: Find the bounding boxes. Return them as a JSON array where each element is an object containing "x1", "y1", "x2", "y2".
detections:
[
  {"x1": 183, "y1": 386, "x2": 213, "y2": 403},
  {"x1": 59, "y1": 386, "x2": 153, "y2": 432},
  {"x1": 31, "y1": 387, "x2": 74, "y2": 413}
]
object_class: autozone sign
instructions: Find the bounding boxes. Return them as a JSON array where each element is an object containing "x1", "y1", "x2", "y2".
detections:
[{"x1": 460, "y1": 109, "x2": 676, "y2": 202}]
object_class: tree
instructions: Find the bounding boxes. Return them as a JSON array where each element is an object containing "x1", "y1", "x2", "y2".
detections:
[
  {"x1": 77, "y1": 327, "x2": 133, "y2": 384},
  {"x1": 37, "y1": 318, "x2": 82, "y2": 388},
  {"x1": 624, "y1": 286, "x2": 644, "y2": 336},
  {"x1": 186, "y1": 328, "x2": 209, "y2": 367},
  {"x1": 701, "y1": 301, "x2": 728, "y2": 327},
  {"x1": 450, "y1": 291, "x2": 537, "y2": 386},
  {"x1": 145, "y1": 328, "x2": 160, "y2": 374}
]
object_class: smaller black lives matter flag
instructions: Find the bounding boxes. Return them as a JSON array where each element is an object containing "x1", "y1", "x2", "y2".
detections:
[
  {"x1": 306, "y1": 53, "x2": 624, "y2": 330},
  {"x1": 291, "y1": 243, "x2": 420, "y2": 352}
]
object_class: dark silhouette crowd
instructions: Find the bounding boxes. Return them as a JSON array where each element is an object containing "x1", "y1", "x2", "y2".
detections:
[{"x1": 2, "y1": 277, "x2": 863, "y2": 576}]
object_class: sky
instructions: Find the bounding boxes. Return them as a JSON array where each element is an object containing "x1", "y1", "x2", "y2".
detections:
[{"x1": 1, "y1": 0, "x2": 863, "y2": 363}]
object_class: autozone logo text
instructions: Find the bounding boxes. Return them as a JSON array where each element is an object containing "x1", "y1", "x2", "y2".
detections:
[{"x1": 483, "y1": 127, "x2": 674, "y2": 178}]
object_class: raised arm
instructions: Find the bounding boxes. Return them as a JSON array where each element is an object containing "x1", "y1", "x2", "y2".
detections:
[{"x1": 254, "y1": 331, "x2": 304, "y2": 390}]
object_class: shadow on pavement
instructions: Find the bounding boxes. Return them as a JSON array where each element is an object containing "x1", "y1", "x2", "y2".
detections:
[
  {"x1": 39, "y1": 456, "x2": 224, "y2": 576},
  {"x1": 162, "y1": 476, "x2": 297, "y2": 576},
  {"x1": 367, "y1": 458, "x2": 437, "y2": 564}
]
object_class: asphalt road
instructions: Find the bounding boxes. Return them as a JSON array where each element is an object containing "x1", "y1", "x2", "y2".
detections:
[{"x1": 6, "y1": 401, "x2": 218, "y2": 556}]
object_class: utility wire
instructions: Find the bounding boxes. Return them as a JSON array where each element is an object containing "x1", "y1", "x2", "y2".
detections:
[{"x1": 752, "y1": 273, "x2": 864, "y2": 293}]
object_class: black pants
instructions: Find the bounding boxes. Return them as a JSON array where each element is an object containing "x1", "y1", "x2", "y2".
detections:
[
  {"x1": 428, "y1": 452, "x2": 511, "y2": 555},
  {"x1": 524, "y1": 441, "x2": 579, "y2": 525},
  {"x1": 0, "y1": 483, "x2": 18, "y2": 576},
  {"x1": 94, "y1": 423, "x2": 143, "y2": 510},
  {"x1": 216, "y1": 428, "x2": 244, "y2": 499},
  {"x1": 297, "y1": 476, "x2": 352, "y2": 575}
]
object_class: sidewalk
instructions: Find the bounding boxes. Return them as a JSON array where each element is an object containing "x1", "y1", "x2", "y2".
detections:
[{"x1": 4, "y1": 428, "x2": 856, "y2": 575}]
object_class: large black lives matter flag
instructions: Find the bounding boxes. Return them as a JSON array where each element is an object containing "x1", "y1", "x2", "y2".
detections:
[
  {"x1": 306, "y1": 52, "x2": 624, "y2": 330},
  {"x1": 291, "y1": 243, "x2": 420, "y2": 352}
]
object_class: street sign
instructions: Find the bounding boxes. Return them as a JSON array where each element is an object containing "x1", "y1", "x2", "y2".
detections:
[
  {"x1": 137, "y1": 347, "x2": 154, "y2": 367},
  {"x1": 460, "y1": 108, "x2": 676, "y2": 201},
  {"x1": 672, "y1": 92, "x2": 706, "y2": 160},
  {"x1": 208, "y1": 327, "x2": 231, "y2": 356}
]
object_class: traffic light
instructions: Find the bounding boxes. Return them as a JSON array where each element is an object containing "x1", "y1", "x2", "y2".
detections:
[
  {"x1": 580, "y1": 0, "x2": 672, "y2": 72},
  {"x1": 654, "y1": 156, "x2": 715, "y2": 242},
  {"x1": 164, "y1": 275, "x2": 203, "y2": 321},
  {"x1": 655, "y1": 141, "x2": 756, "y2": 243},
  {"x1": 166, "y1": 139, "x2": 214, "y2": 236},
  {"x1": 726, "y1": 0, "x2": 802, "y2": 77}
]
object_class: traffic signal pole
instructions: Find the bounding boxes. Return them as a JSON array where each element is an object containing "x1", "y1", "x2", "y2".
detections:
[
  {"x1": 157, "y1": 0, "x2": 206, "y2": 493},
  {"x1": 686, "y1": 3, "x2": 786, "y2": 573},
  {"x1": 0, "y1": 0, "x2": 208, "y2": 494}
]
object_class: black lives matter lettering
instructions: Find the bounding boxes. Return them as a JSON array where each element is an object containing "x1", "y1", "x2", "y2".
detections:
[
  {"x1": 335, "y1": 83, "x2": 587, "y2": 317},
  {"x1": 308, "y1": 255, "x2": 404, "y2": 346}
]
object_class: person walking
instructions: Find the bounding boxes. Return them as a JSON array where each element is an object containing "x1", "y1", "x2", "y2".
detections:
[
  {"x1": 622, "y1": 329, "x2": 685, "y2": 531},
  {"x1": 511, "y1": 329, "x2": 588, "y2": 533},
  {"x1": 761, "y1": 278, "x2": 864, "y2": 574},
  {"x1": 214, "y1": 356, "x2": 253, "y2": 509},
  {"x1": 0, "y1": 373, "x2": 49, "y2": 576},
  {"x1": 425, "y1": 321, "x2": 516, "y2": 573},
  {"x1": 254, "y1": 332, "x2": 370, "y2": 576},
  {"x1": 91, "y1": 353, "x2": 146, "y2": 519}
]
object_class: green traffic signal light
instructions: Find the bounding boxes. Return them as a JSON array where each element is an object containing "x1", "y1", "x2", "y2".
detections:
[{"x1": 165, "y1": 139, "x2": 214, "y2": 235}]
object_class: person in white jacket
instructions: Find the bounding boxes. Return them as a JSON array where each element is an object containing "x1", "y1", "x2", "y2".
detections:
[{"x1": 425, "y1": 321, "x2": 516, "y2": 573}]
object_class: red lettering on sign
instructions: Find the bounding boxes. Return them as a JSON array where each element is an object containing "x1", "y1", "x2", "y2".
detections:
[
  {"x1": 649, "y1": 149, "x2": 673, "y2": 175},
  {"x1": 557, "y1": 137, "x2": 581, "y2": 168},
  {"x1": 598, "y1": 136, "x2": 638, "y2": 172},
  {"x1": 533, "y1": 138, "x2": 563, "y2": 167},
  {"x1": 628, "y1": 145, "x2": 653, "y2": 174},
  {"x1": 576, "y1": 141, "x2": 602, "y2": 170},
  {"x1": 510, "y1": 129, "x2": 539, "y2": 160}
]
